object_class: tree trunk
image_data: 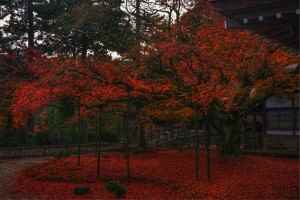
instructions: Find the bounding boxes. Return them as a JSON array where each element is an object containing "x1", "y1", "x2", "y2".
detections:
[
  {"x1": 27, "y1": 0, "x2": 34, "y2": 48},
  {"x1": 219, "y1": 114, "x2": 242, "y2": 156},
  {"x1": 135, "y1": 0, "x2": 141, "y2": 66},
  {"x1": 139, "y1": 124, "x2": 147, "y2": 151}
]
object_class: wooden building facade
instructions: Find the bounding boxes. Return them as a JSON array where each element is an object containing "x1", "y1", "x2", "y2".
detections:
[{"x1": 210, "y1": 0, "x2": 299, "y2": 50}]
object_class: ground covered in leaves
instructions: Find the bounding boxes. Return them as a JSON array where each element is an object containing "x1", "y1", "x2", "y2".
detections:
[{"x1": 10, "y1": 149, "x2": 299, "y2": 200}]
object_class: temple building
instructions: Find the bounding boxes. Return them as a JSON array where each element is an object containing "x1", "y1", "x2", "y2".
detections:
[
  {"x1": 209, "y1": 0, "x2": 299, "y2": 50},
  {"x1": 209, "y1": 0, "x2": 299, "y2": 155}
]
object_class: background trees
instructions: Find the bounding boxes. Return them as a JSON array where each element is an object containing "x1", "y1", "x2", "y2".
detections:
[{"x1": 0, "y1": 0, "x2": 134, "y2": 56}]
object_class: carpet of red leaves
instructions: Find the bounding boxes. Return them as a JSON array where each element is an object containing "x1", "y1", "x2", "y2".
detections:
[{"x1": 10, "y1": 149, "x2": 299, "y2": 200}]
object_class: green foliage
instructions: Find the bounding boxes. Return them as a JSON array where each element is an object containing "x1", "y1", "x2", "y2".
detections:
[
  {"x1": 73, "y1": 186, "x2": 90, "y2": 196},
  {"x1": 105, "y1": 180, "x2": 127, "y2": 198},
  {"x1": 50, "y1": 0, "x2": 134, "y2": 56}
]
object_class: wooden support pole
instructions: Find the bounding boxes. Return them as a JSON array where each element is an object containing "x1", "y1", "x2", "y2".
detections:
[
  {"x1": 206, "y1": 124, "x2": 211, "y2": 181},
  {"x1": 262, "y1": 104, "x2": 267, "y2": 150},
  {"x1": 96, "y1": 106, "x2": 102, "y2": 178},
  {"x1": 292, "y1": 98, "x2": 297, "y2": 136},
  {"x1": 124, "y1": 111, "x2": 131, "y2": 179},
  {"x1": 77, "y1": 100, "x2": 81, "y2": 166},
  {"x1": 150, "y1": 124, "x2": 153, "y2": 146},
  {"x1": 292, "y1": 98, "x2": 299, "y2": 154},
  {"x1": 195, "y1": 130, "x2": 200, "y2": 180},
  {"x1": 254, "y1": 114, "x2": 258, "y2": 150},
  {"x1": 126, "y1": 130, "x2": 130, "y2": 179}
]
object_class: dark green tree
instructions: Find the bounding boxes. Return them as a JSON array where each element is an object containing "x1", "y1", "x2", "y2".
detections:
[{"x1": 0, "y1": 0, "x2": 134, "y2": 56}]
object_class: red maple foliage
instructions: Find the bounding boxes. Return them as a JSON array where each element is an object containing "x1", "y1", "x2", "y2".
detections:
[
  {"x1": 10, "y1": 52, "x2": 173, "y2": 127},
  {"x1": 156, "y1": 23, "x2": 299, "y2": 113}
]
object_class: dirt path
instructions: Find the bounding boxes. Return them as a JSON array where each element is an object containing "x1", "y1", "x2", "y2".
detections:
[{"x1": 0, "y1": 158, "x2": 50, "y2": 199}]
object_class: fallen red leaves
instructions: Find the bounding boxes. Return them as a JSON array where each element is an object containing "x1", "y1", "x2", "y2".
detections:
[{"x1": 10, "y1": 150, "x2": 299, "y2": 199}]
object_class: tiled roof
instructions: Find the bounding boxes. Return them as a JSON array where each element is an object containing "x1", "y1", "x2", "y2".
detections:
[{"x1": 211, "y1": 0, "x2": 298, "y2": 14}]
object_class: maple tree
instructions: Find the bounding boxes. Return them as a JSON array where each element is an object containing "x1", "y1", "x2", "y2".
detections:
[
  {"x1": 154, "y1": 19, "x2": 299, "y2": 154},
  {"x1": 10, "y1": 49, "x2": 173, "y2": 175}
]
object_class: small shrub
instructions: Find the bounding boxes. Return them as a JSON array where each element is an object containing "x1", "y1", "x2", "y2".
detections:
[
  {"x1": 73, "y1": 186, "x2": 90, "y2": 196},
  {"x1": 105, "y1": 180, "x2": 127, "y2": 198}
]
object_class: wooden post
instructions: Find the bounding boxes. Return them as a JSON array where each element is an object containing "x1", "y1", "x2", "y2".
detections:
[
  {"x1": 292, "y1": 98, "x2": 299, "y2": 154},
  {"x1": 126, "y1": 129, "x2": 130, "y2": 179},
  {"x1": 149, "y1": 124, "x2": 152, "y2": 146},
  {"x1": 77, "y1": 100, "x2": 81, "y2": 166},
  {"x1": 19, "y1": 146, "x2": 23, "y2": 158},
  {"x1": 254, "y1": 113, "x2": 258, "y2": 150},
  {"x1": 195, "y1": 130, "x2": 200, "y2": 180},
  {"x1": 262, "y1": 104, "x2": 267, "y2": 150},
  {"x1": 292, "y1": 98, "x2": 297, "y2": 136},
  {"x1": 206, "y1": 124, "x2": 211, "y2": 181},
  {"x1": 117, "y1": 112, "x2": 121, "y2": 138},
  {"x1": 43, "y1": 146, "x2": 47, "y2": 157},
  {"x1": 96, "y1": 106, "x2": 102, "y2": 178},
  {"x1": 124, "y1": 110, "x2": 131, "y2": 179},
  {"x1": 122, "y1": 107, "x2": 131, "y2": 180}
]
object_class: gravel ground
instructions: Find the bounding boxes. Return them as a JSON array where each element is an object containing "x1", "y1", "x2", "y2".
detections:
[{"x1": 0, "y1": 158, "x2": 50, "y2": 200}]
